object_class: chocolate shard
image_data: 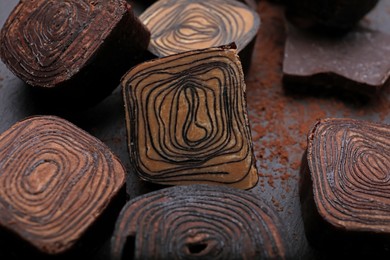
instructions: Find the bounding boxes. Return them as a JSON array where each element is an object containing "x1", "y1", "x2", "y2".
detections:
[
  {"x1": 122, "y1": 44, "x2": 258, "y2": 190},
  {"x1": 282, "y1": 25, "x2": 390, "y2": 97},
  {"x1": 0, "y1": 0, "x2": 150, "y2": 109},
  {"x1": 300, "y1": 118, "x2": 390, "y2": 256},
  {"x1": 139, "y1": 0, "x2": 260, "y2": 73},
  {"x1": 286, "y1": 0, "x2": 379, "y2": 32},
  {"x1": 110, "y1": 185, "x2": 288, "y2": 260},
  {"x1": 0, "y1": 115, "x2": 126, "y2": 257}
]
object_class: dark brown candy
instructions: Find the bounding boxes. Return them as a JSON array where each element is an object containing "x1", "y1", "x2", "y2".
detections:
[
  {"x1": 300, "y1": 118, "x2": 390, "y2": 257},
  {"x1": 0, "y1": 116, "x2": 126, "y2": 257},
  {"x1": 282, "y1": 25, "x2": 390, "y2": 97},
  {"x1": 122, "y1": 44, "x2": 258, "y2": 190},
  {"x1": 239, "y1": 0, "x2": 259, "y2": 9},
  {"x1": 110, "y1": 185, "x2": 288, "y2": 260},
  {"x1": 286, "y1": 0, "x2": 379, "y2": 32},
  {"x1": 139, "y1": 0, "x2": 260, "y2": 73},
  {"x1": 0, "y1": 0, "x2": 150, "y2": 109}
]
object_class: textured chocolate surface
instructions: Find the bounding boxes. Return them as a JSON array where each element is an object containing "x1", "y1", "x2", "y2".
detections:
[
  {"x1": 306, "y1": 118, "x2": 390, "y2": 232},
  {"x1": 299, "y1": 118, "x2": 390, "y2": 256},
  {"x1": 0, "y1": 115, "x2": 125, "y2": 255},
  {"x1": 0, "y1": 0, "x2": 150, "y2": 109},
  {"x1": 122, "y1": 45, "x2": 258, "y2": 189},
  {"x1": 283, "y1": 25, "x2": 390, "y2": 96},
  {"x1": 286, "y1": 0, "x2": 379, "y2": 31},
  {"x1": 0, "y1": 0, "x2": 149, "y2": 87},
  {"x1": 139, "y1": 0, "x2": 260, "y2": 57},
  {"x1": 111, "y1": 185, "x2": 288, "y2": 260},
  {"x1": 1, "y1": 1, "x2": 390, "y2": 259}
]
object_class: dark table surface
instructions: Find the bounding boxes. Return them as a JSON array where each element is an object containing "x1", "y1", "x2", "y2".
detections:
[{"x1": 0, "y1": 1, "x2": 389, "y2": 259}]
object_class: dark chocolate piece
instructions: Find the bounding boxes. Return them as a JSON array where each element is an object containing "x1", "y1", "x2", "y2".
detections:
[
  {"x1": 286, "y1": 0, "x2": 379, "y2": 32},
  {"x1": 110, "y1": 185, "x2": 288, "y2": 260},
  {"x1": 0, "y1": 115, "x2": 126, "y2": 257},
  {"x1": 239, "y1": 0, "x2": 259, "y2": 9},
  {"x1": 283, "y1": 25, "x2": 390, "y2": 97},
  {"x1": 122, "y1": 44, "x2": 258, "y2": 189},
  {"x1": 300, "y1": 118, "x2": 390, "y2": 257},
  {"x1": 0, "y1": 0, "x2": 150, "y2": 109},
  {"x1": 139, "y1": 0, "x2": 260, "y2": 73}
]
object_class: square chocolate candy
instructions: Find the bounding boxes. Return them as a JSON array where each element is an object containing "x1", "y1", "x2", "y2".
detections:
[{"x1": 122, "y1": 44, "x2": 258, "y2": 189}]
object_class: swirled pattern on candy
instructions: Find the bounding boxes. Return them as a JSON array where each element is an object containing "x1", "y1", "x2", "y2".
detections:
[
  {"x1": 307, "y1": 118, "x2": 390, "y2": 232},
  {"x1": 0, "y1": 116, "x2": 125, "y2": 254},
  {"x1": 110, "y1": 185, "x2": 287, "y2": 260},
  {"x1": 122, "y1": 45, "x2": 258, "y2": 189},
  {"x1": 139, "y1": 0, "x2": 260, "y2": 57},
  {"x1": 0, "y1": 0, "x2": 129, "y2": 87}
]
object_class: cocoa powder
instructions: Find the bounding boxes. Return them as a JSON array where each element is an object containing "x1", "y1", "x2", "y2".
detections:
[{"x1": 246, "y1": 1, "x2": 390, "y2": 196}]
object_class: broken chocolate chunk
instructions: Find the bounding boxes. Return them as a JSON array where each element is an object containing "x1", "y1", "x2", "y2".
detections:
[
  {"x1": 283, "y1": 25, "x2": 390, "y2": 97},
  {"x1": 300, "y1": 118, "x2": 390, "y2": 257}
]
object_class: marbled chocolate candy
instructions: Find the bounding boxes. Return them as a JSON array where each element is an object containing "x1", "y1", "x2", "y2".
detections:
[
  {"x1": 111, "y1": 185, "x2": 288, "y2": 259},
  {"x1": 139, "y1": 0, "x2": 260, "y2": 72},
  {"x1": 300, "y1": 118, "x2": 390, "y2": 256},
  {"x1": 0, "y1": 115, "x2": 126, "y2": 256},
  {"x1": 122, "y1": 44, "x2": 258, "y2": 189},
  {"x1": 0, "y1": 0, "x2": 150, "y2": 108}
]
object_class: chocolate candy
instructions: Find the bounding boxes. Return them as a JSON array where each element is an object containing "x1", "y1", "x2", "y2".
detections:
[
  {"x1": 110, "y1": 185, "x2": 288, "y2": 259},
  {"x1": 122, "y1": 44, "x2": 258, "y2": 189},
  {"x1": 0, "y1": 115, "x2": 125, "y2": 257},
  {"x1": 139, "y1": 0, "x2": 260, "y2": 72},
  {"x1": 300, "y1": 118, "x2": 390, "y2": 256},
  {"x1": 286, "y1": 0, "x2": 379, "y2": 32},
  {"x1": 283, "y1": 25, "x2": 390, "y2": 97},
  {"x1": 0, "y1": 0, "x2": 150, "y2": 109},
  {"x1": 240, "y1": 0, "x2": 259, "y2": 9}
]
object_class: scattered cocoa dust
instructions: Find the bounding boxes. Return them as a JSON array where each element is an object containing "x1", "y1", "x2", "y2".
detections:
[
  {"x1": 246, "y1": 1, "x2": 390, "y2": 194},
  {"x1": 272, "y1": 196, "x2": 283, "y2": 212}
]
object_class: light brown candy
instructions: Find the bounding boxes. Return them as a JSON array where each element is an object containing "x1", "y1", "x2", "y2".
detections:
[
  {"x1": 122, "y1": 44, "x2": 258, "y2": 189},
  {"x1": 139, "y1": 0, "x2": 260, "y2": 72}
]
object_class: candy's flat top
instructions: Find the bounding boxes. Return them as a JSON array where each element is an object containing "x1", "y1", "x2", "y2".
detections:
[{"x1": 0, "y1": 0, "x2": 129, "y2": 87}]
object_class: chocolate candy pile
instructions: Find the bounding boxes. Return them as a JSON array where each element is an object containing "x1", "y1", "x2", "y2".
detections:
[{"x1": 0, "y1": 0, "x2": 389, "y2": 259}]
